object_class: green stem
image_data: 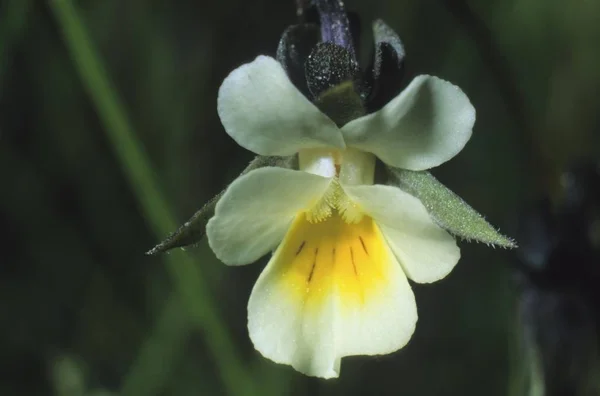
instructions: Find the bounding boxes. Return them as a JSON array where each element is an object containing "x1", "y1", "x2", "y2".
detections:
[
  {"x1": 119, "y1": 295, "x2": 190, "y2": 396},
  {"x1": 49, "y1": 1, "x2": 257, "y2": 395}
]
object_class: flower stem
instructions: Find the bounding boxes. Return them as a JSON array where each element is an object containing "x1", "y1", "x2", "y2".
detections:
[{"x1": 48, "y1": 1, "x2": 258, "y2": 395}]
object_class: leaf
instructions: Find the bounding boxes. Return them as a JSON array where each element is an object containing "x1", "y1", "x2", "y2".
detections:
[
  {"x1": 146, "y1": 155, "x2": 297, "y2": 255},
  {"x1": 387, "y1": 166, "x2": 517, "y2": 248}
]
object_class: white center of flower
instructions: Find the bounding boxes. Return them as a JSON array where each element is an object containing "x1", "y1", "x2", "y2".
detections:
[{"x1": 299, "y1": 148, "x2": 376, "y2": 224}]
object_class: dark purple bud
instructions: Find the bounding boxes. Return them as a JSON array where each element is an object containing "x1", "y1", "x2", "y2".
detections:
[
  {"x1": 305, "y1": 42, "x2": 358, "y2": 98},
  {"x1": 314, "y1": 0, "x2": 357, "y2": 64},
  {"x1": 276, "y1": 24, "x2": 320, "y2": 98},
  {"x1": 364, "y1": 19, "x2": 406, "y2": 111}
]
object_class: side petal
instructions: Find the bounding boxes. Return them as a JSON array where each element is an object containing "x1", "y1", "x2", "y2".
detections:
[
  {"x1": 248, "y1": 212, "x2": 417, "y2": 379},
  {"x1": 206, "y1": 167, "x2": 332, "y2": 266},
  {"x1": 217, "y1": 56, "x2": 345, "y2": 156},
  {"x1": 344, "y1": 184, "x2": 460, "y2": 283},
  {"x1": 341, "y1": 75, "x2": 475, "y2": 170},
  {"x1": 147, "y1": 155, "x2": 298, "y2": 255}
]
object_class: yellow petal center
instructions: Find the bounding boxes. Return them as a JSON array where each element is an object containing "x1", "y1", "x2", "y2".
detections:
[
  {"x1": 305, "y1": 179, "x2": 364, "y2": 224},
  {"x1": 299, "y1": 147, "x2": 376, "y2": 224},
  {"x1": 271, "y1": 210, "x2": 390, "y2": 311}
]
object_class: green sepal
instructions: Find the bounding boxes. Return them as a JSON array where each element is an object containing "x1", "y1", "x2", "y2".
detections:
[
  {"x1": 146, "y1": 155, "x2": 297, "y2": 255},
  {"x1": 387, "y1": 166, "x2": 517, "y2": 248}
]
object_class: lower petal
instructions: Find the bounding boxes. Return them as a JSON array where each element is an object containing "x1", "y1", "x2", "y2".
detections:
[
  {"x1": 345, "y1": 184, "x2": 460, "y2": 284},
  {"x1": 247, "y1": 212, "x2": 417, "y2": 378}
]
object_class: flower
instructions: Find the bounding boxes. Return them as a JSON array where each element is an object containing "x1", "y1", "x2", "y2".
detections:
[{"x1": 206, "y1": 55, "x2": 475, "y2": 378}]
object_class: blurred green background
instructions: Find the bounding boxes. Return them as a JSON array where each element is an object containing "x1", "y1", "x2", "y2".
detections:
[{"x1": 1, "y1": 0, "x2": 599, "y2": 395}]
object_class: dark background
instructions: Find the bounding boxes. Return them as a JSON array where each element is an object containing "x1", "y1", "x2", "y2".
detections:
[{"x1": 1, "y1": 0, "x2": 599, "y2": 395}]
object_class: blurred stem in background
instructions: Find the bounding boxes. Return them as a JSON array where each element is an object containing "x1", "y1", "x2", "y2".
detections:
[
  {"x1": 439, "y1": 2, "x2": 547, "y2": 395},
  {"x1": 440, "y1": 0, "x2": 554, "y2": 195},
  {"x1": 119, "y1": 295, "x2": 191, "y2": 396},
  {"x1": 0, "y1": 0, "x2": 32, "y2": 79},
  {"x1": 48, "y1": 1, "x2": 259, "y2": 395}
]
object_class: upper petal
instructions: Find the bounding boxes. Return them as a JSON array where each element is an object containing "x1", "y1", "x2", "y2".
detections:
[
  {"x1": 341, "y1": 75, "x2": 475, "y2": 170},
  {"x1": 344, "y1": 184, "x2": 460, "y2": 283},
  {"x1": 248, "y1": 212, "x2": 417, "y2": 378},
  {"x1": 217, "y1": 56, "x2": 345, "y2": 156},
  {"x1": 206, "y1": 167, "x2": 332, "y2": 266}
]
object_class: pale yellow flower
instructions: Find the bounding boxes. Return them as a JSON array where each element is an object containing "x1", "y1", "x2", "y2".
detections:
[{"x1": 207, "y1": 55, "x2": 475, "y2": 378}]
